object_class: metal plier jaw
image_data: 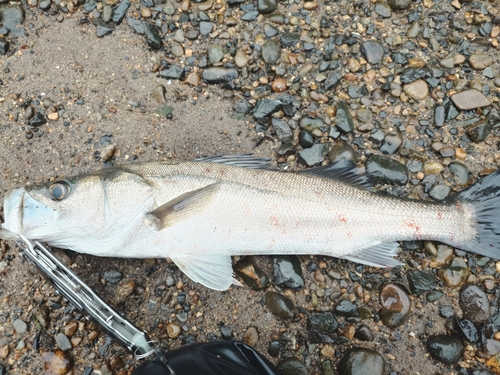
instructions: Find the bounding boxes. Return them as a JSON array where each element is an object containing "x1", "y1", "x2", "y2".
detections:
[{"x1": 16, "y1": 235, "x2": 155, "y2": 360}]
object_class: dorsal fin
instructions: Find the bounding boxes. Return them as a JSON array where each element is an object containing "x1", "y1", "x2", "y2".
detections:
[
  {"x1": 195, "y1": 154, "x2": 270, "y2": 169},
  {"x1": 301, "y1": 160, "x2": 372, "y2": 189}
]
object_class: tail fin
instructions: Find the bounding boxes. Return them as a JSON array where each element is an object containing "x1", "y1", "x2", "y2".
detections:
[{"x1": 454, "y1": 169, "x2": 500, "y2": 258}]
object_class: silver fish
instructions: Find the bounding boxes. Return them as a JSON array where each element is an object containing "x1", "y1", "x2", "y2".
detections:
[{"x1": 1, "y1": 155, "x2": 499, "y2": 290}]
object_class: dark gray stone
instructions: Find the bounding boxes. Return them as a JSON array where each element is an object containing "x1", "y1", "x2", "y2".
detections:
[
  {"x1": 460, "y1": 284, "x2": 490, "y2": 324},
  {"x1": 252, "y1": 99, "x2": 281, "y2": 119},
  {"x1": 272, "y1": 255, "x2": 304, "y2": 289},
  {"x1": 94, "y1": 18, "x2": 116, "y2": 37},
  {"x1": 272, "y1": 118, "x2": 293, "y2": 143},
  {"x1": 112, "y1": 0, "x2": 130, "y2": 23},
  {"x1": 261, "y1": 39, "x2": 280, "y2": 64},
  {"x1": 426, "y1": 334, "x2": 464, "y2": 364},
  {"x1": 299, "y1": 143, "x2": 328, "y2": 167},
  {"x1": 159, "y1": 65, "x2": 184, "y2": 80},
  {"x1": 366, "y1": 155, "x2": 408, "y2": 185},
  {"x1": 144, "y1": 22, "x2": 162, "y2": 49},
  {"x1": 199, "y1": 21, "x2": 213, "y2": 34},
  {"x1": 257, "y1": 0, "x2": 276, "y2": 14},
  {"x1": 361, "y1": 41, "x2": 384, "y2": 64},
  {"x1": 202, "y1": 67, "x2": 238, "y2": 83},
  {"x1": 265, "y1": 291, "x2": 294, "y2": 319}
]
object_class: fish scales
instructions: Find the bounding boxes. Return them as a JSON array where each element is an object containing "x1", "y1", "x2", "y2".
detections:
[
  {"x1": 127, "y1": 161, "x2": 474, "y2": 257},
  {"x1": 1, "y1": 156, "x2": 500, "y2": 290}
]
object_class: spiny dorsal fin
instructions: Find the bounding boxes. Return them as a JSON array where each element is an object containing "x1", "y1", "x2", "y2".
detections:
[
  {"x1": 195, "y1": 154, "x2": 270, "y2": 169},
  {"x1": 301, "y1": 160, "x2": 372, "y2": 190},
  {"x1": 145, "y1": 183, "x2": 219, "y2": 230}
]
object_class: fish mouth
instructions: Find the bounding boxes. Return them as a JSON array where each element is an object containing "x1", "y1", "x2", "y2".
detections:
[
  {"x1": 3, "y1": 188, "x2": 25, "y2": 235},
  {"x1": 3, "y1": 188, "x2": 56, "y2": 238}
]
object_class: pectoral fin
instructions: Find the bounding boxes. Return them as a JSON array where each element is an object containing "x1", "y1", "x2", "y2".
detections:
[
  {"x1": 145, "y1": 183, "x2": 219, "y2": 230},
  {"x1": 171, "y1": 254, "x2": 236, "y2": 291}
]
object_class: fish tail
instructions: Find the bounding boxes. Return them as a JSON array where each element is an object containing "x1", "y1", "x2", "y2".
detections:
[{"x1": 454, "y1": 169, "x2": 500, "y2": 258}]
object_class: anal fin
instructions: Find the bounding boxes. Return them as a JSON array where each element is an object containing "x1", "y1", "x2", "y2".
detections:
[
  {"x1": 343, "y1": 242, "x2": 403, "y2": 268},
  {"x1": 171, "y1": 254, "x2": 234, "y2": 291}
]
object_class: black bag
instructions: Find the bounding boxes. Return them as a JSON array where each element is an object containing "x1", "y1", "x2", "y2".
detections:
[{"x1": 132, "y1": 341, "x2": 281, "y2": 375}]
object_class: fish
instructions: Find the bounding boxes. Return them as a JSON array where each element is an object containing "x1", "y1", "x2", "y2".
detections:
[{"x1": 1, "y1": 154, "x2": 500, "y2": 291}]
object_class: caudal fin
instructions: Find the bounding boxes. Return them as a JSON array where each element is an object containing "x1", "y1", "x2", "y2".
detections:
[{"x1": 454, "y1": 169, "x2": 500, "y2": 258}]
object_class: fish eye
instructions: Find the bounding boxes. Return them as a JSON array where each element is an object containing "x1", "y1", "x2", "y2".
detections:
[{"x1": 48, "y1": 181, "x2": 70, "y2": 201}]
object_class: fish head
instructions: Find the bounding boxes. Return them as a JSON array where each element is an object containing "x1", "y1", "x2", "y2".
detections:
[{"x1": 3, "y1": 167, "x2": 154, "y2": 254}]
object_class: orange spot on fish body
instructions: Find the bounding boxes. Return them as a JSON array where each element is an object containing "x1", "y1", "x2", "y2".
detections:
[
  {"x1": 403, "y1": 219, "x2": 421, "y2": 238},
  {"x1": 204, "y1": 167, "x2": 212, "y2": 174},
  {"x1": 338, "y1": 214, "x2": 348, "y2": 223},
  {"x1": 437, "y1": 212, "x2": 442, "y2": 220},
  {"x1": 270, "y1": 216, "x2": 280, "y2": 227}
]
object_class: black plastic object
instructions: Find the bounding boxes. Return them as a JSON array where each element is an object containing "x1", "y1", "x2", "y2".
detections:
[{"x1": 132, "y1": 341, "x2": 282, "y2": 375}]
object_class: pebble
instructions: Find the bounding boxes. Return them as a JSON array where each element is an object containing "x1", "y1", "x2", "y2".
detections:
[
  {"x1": 233, "y1": 257, "x2": 270, "y2": 290},
  {"x1": 202, "y1": 67, "x2": 238, "y2": 84},
  {"x1": 454, "y1": 318, "x2": 478, "y2": 343},
  {"x1": 199, "y1": 21, "x2": 213, "y2": 35},
  {"x1": 30, "y1": 112, "x2": 47, "y2": 127},
  {"x1": 253, "y1": 99, "x2": 282, "y2": 119},
  {"x1": 272, "y1": 118, "x2": 293, "y2": 143},
  {"x1": 13, "y1": 319, "x2": 27, "y2": 334},
  {"x1": 354, "y1": 325, "x2": 374, "y2": 342},
  {"x1": 459, "y1": 284, "x2": 490, "y2": 324},
  {"x1": 451, "y1": 90, "x2": 491, "y2": 111},
  {"x1": 64, "y1": 322, "x2": 78, "y2": 337},
  {"x1": 406, "y1": 270, "x2": 436, "y2": 294},
  {"x1": 261, "y1": 39, "x2": 280, "y2": 64},
  {"x1": 94, "y1": 18, "x2": 115, "y2": 37},
  {"x1": 104, "y1": 269, "x2": 122, "y2": 284},
  {"x1": 438, "y1": 258, "x2": 470, "y2": 288},
  {"x1": 277, "y1": 358, "x2": 307, "y2": 375},
  {"x1": 379, "y1": 283, "x2": 411, "y2": 328},
  {"x1": 466, "y1": 118, "x2": 492, "y2": 143},
  {"x1": 299, "y1": 143, "x2": 328, "y2": 167},
  {"x1": 365, "y1": 155, "x2": 408, "y2": 185},
  {"x1": 257, "y1": 0, "x2": 276, "y2": 14},
  {"x1": 185, "y1": 72, "x2": 200, "y2": 86},
  {"x1": 265, "y1": 292, "x2": 294, "y2": 319},
  {"x1": 0, "y1": 4, "x2": 25, "y2": 36},
  {"x1": 335, "y1": 101, "x2": 354, "y2": 133},
  {"x1": 144, "y1": 22, "x2": 161, "y2": 49},
  {"x1": 159, "y1": 65, "x2": 184, "y2": 80},
  {"x1": 111, "y1": 0, "x2": 129, "y2": 23},
  {"x1": 387, "y1": 0, "x2": 412, "y2": 10},
  {"x1": 469, "y1": 54, "x2": 494, "y2": 70},
  {"x1": 113, "y1": 280, "x2": 135, "y2": 304},
  {"x1": 166, "y1": 323, "x2": 181, "y2": 339},
  {"x1": 307, "y1": 312, "x2": 338, "y2": 334},
  {"x1": 338, "y1": 348, "x2": 385, "y2": 375},
  {"x1": 55, "y1": 333, "x2": 72, "y2": 351},
  {"x1": 271, "y1": 78, "x2": 287, "y2": 93},
  {"x1": 42, "y1": 350, "x2": 73, "y2": 375},
  {"x1": 299, "y1": 130, "x2": 314, "y2": 149},
  {"x1": 243, "y1": 327, "x2": 259, "y2": 347},
  {"x1": 272, "y1": 256, "x2": 304, "y2": 289},
  {"x1": 361, "y1": 41, "x2": 384, "y2": 64},
  {"x1": 429, "y1": 184, "x2": 450, "y2": 200},
  {"x1": 426, "y1": 334, "x2": 464, "y2": 364},
  {"x1": 334, "y1": 300, "x2": 359, "y2": 317},
  {"x1": 234, "y1": 49, "x2": 248, "y2": 68},
  {"x1": 379, "y1": 130, "x2": 402, "y2": 155},
  {"x1": 150, "y1": 84, "x2": 167, "y2": 104},
  {"x1": 403, "y1": 79, "x2": 429, "y2": 100}
]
